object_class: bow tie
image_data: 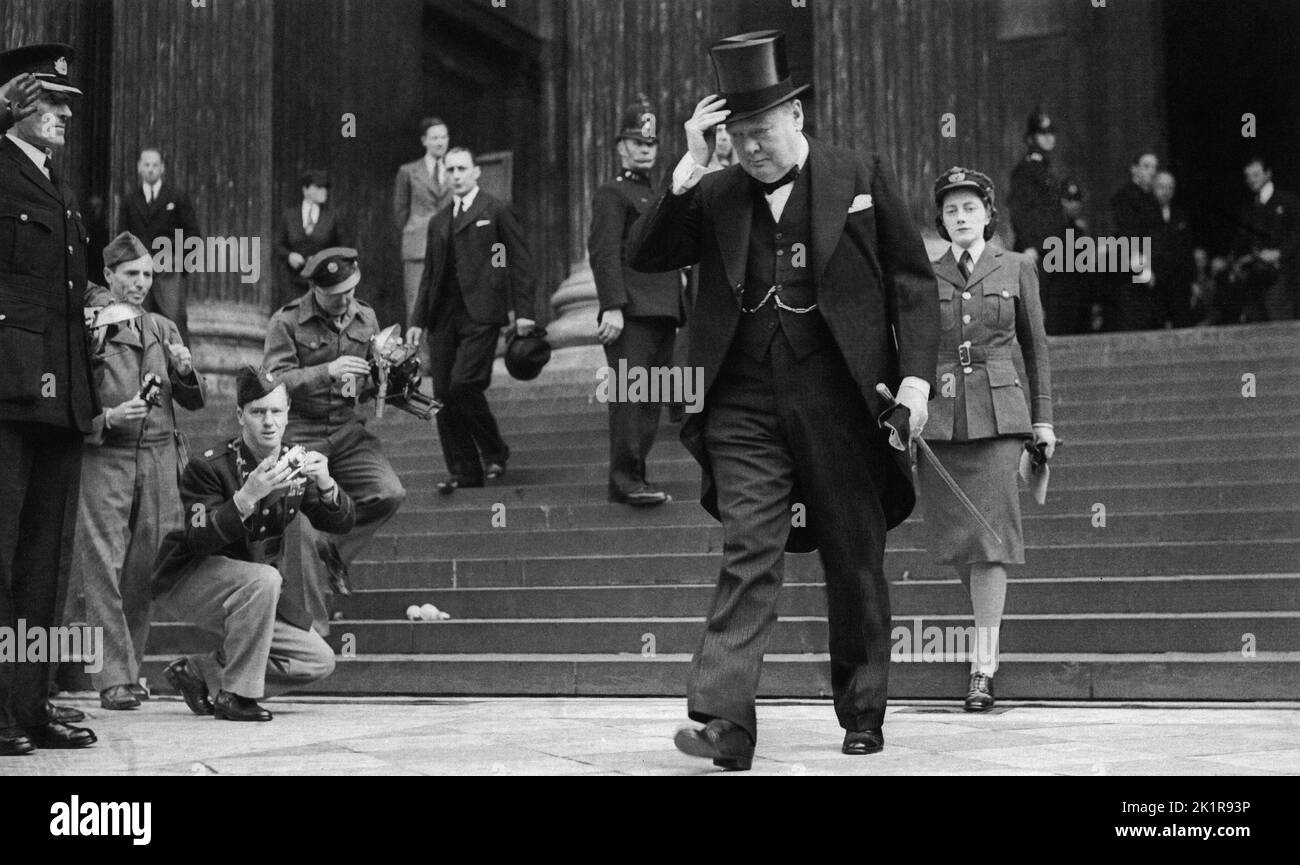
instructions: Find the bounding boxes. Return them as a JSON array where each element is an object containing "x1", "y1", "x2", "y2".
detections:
[{"x1": 755, "y1": 165, "x2": 800, "y2": 196}]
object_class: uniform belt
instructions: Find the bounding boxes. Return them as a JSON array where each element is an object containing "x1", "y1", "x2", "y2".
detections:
[{"x1": 956, "y1": 342, "x2": 1016, "y2": 365}]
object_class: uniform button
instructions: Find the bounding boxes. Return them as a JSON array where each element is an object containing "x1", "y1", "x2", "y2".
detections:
[
  {"x1": 962, "y1": 292, "x2": 971, "y2": 300},
  {"x1": 963, "y1": 366, "x2": 974, "y2": 375},
  {"x1": 262, "y1": 509, "x2": 270, "y2": 516},
  {"x1": 289, "y1": 508, "x2": 295, "y2": 515},
  {"x1": 0, "y1": 314, "x2": 6, "y2": 321},
  {"x1": 962, "y1": 314, "x2": 972, "y2": 324},
  {"x1": 776, "y1": 250, "x2": 784, "y2": 256},
  {"x1": 20, "y1": 213, "x2": 28, "y2": 222},
  {"x1": 1002, "y1": 290, "x2": 1010, "y2": 298},
  {"x1": 67, "y1": 245, "x2": 74, "y2": 254},
  {"x1": 66, "y1": 210, "x2": 72, "y2": 217},
  {"x1": 67, "y1": 281, "x2": 74, "y2": 290},
  {"x1": 775, "y1": 232, "x2": 783, "y2": 240}
]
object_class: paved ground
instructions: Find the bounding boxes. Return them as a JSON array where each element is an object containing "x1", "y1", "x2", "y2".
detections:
[{"x1": 3, "y1": 697, "x2": 1298, "y2": 776}]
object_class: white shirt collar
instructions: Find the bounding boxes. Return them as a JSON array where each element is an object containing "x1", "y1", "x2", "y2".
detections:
[
  {"x1": 1259, "y1": 181, "x2": 1275, "y2": 205},
  {"x1": 454, "y1": 185, "x2": 479, "y2": 211},
  {"x1": 6, "y1": 132, "x2": 50, "y2": 176},
  {"x1": 954, "y1": 235, "x2": 987, "y2": 266}
]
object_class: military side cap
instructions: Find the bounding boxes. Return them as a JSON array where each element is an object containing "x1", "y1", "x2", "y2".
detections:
[
  {"x1": 1061, "y1": 178, "x2": 1083, "y2": 201},
  {"x1": 618, "y1": 101, "x2": 658, "y2": 144},
  {"x1": 1025, "y1": 106, "x2": 1054, "y2": 136},
  {"x1": 236, "y1": 365, "x2": 284, "y2": 408},
  {"x1": 933, "y1": 167, "x2": 996, "y2": 207},
  {"x1": 301, "y1": 247, "x2": 360, "y2": 294},
  {"x1": 103, "y1": 231, "x2": 151, "y2": 270},
  {"x1": 0, "y1": 43, "x2": 82, "y2": 96},
  {"x1": 504, "y1": 327, "x2": 551, "y2": 381}
]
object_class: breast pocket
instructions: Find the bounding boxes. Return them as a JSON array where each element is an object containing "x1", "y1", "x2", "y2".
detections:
[
  {"x1": 0, "y1": 207, "x2": 57, "y2": 275},
  {"x1": 293, "y1": 332, "x2": 330, "y2": 367},
  {"x1": 982, "y1": 283, "x2": 1017, "y2": 330},
  {"x1": 988, "y1": 358, "x2": 1031, "y2": 435},
  {"x1": 0, "y1": 296, "x2": 50, "y2": 403}
]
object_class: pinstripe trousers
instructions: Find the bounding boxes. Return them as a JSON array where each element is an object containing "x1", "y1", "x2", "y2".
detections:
[{"x1": 689, "y1": 330, "x2": 893, "y2": 741}]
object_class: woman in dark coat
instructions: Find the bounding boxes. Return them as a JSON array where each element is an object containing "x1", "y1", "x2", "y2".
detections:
[{"x1": 923, "y1": 167, "x2": 1056, "y2": 711}]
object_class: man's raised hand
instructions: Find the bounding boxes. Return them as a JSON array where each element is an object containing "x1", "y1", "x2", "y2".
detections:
[{"x1": 685, "y1": 94, "x2": 730, "y2": 167}]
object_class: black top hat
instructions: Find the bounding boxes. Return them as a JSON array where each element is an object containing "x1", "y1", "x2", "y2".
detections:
[
  {"x1": 710, "y1": 31, "x2": 810, "y2": 125},
  {"x1": 618, "y1": 101, "x2": 658, "y2": 144},
  {"x1": 504, "y1": 327, "x2": 551, "y2": 381},
  {"x1": 0, "y1": 43, "x2": 82, "y2": 97}
]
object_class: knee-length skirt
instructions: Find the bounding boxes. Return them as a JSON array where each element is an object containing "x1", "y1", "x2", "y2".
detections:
[{"x1": 918, "y1": 436, "x2": 1026, "y2": 569}]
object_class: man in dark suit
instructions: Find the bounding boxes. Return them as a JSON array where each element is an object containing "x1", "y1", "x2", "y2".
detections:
[
  {"x1": 589, "y1": 101, "x2": 685, "y2": 506},
  {"x1": 1109, "y1": 151, "x2": 1162, "y2": 331},
  {"x1": 406, "y1": 147, "x2": 536, "y2": 493},
  {"x1": 628, "y1": 31, "x2": 938, "y2": 769},
  {"x1": 1149, "y1": 170, "x2": 1195, "y2": 329},
  {"x1": 1232, "y1": 156, "x2": 1300, "y2": 321},
  {"x1": 117, "y1": 147, "x2": 201, "y2": 341},
  {"x1": 274, "y1": 169, "x2": 350, "y2": 309},
  {"x1": 0, "y1": 44, "x2": 102, "y2": 755}
]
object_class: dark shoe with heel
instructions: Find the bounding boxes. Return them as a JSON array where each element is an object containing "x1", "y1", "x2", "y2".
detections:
[
  {"x1": 673, "y1": 719, "x2": 755, "y2": 771},
  {"x1": 213, "y1": 691, "x2": 273, "y2": 722},
  {"x1": 964, "y1": 673, "x2": 995, "y2": 712},
  {"x1": 842, "y1": 728, "x2": 885, "y2": 755},
  {"x1": 27, "y1": 722, "x2": 97, "y2": 749},
  {"x1": 48, "y1": 702, "x2": 86, "y2": 724},
  {"x1": 164, "y1": 658, "x2": 213, "y2": 716},
  {"x1": 99, "y1": 685, "x2": 141, "y2": 711},
  {"x1": 0, "y1": 726, "x2": 36, "y2": 756}
]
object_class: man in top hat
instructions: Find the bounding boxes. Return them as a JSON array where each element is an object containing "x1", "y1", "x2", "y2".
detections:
[
  {"x1": 628, "y1": 30, "x2": 938, "y2": 768},
  {"x1": 589, "y1": 100, "x2": 685, "y2": 506},
  {"x1": 66, "y1": 232, "x2": 206, "y2": 711},
  {"x1": 151, "y1": 367, "x2": 354, "y2": 721},
  {"x1": 274, "y1": 169, "x2": 351, "y2": 310},
  {"x1": 1007, "y1": 107, "x2": 1063, "y2": 264},
  {"x1": 406, "y1": 147, "x2": 537, "y2": 493},
  {"x1": 118, "y1": 148, "x2": 202, "y2": 342},
  {"x1": 0, "y1": 44, "x2": 104, "y2": 754},
  {"x1": 263, "y1": 247, "x2": 406, "y2": 630},
  {"x1": 394, "y1": 117, "x2": 454, "y2": 328}
]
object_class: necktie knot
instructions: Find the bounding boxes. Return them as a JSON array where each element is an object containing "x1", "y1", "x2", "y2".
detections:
[{"x1": 756, "y1": 164, "x2": 800, "y2": 196}]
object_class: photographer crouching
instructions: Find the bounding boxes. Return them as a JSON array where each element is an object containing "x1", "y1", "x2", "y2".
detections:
[{"x1": 150, "y1": 367, "x2": 355, "y2": 721}]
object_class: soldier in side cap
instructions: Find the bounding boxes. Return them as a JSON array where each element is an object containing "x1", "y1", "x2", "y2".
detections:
[
  {"x1": 263, "y1": 247, "x2": 406, "y2": 631},
  {"x1": 1006, "y1": 107, "x2": 1064, "y2": 265},
  {"x1": 150, "y1": 367, "x2": 354, "y2": 721},
  {"x1": 0, "y1": 44, "x2": 106, "y2": 754},
  {"x1": 589, "y1": 100, "x2": 686, "y2": 506},
  {"x1": 62, "y1": 232, "x2": 207, "y2": 712}
]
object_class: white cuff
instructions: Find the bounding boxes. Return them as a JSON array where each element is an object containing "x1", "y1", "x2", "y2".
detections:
[
  {"x1": 1032, "y1": 423, "x2": 1054, "y2": 430},
  {"x1": 671, "y1": 153, "x2": 707, "y2": 195},
  {"x1": 898, "y1": 376, "x2": 931, "y2": 400}
]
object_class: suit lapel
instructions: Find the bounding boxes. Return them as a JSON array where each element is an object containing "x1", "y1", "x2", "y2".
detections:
[
  {"x1": 934, "y1": 248, "x2": 965, "y2": 288},
  {"x1": 711, "y1": 167, "x2": 753, "y2": 294},
  {"x1": 2, "y1": 139, "x2": 61, "y2": 203},
  {"x1": 454, "y1": 193, "x2": 489, "y2": 235},
  {"x1": 965, "y1": 247, "x2": 1002, "y2": 290},
  {"x1": 808, "y1": 137, "x2": 855, "y2": 282}
]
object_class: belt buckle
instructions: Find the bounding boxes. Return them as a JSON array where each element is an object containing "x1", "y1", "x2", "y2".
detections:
[{"x1": 957, "y1": 341, "x2": 972, "y2": 366}]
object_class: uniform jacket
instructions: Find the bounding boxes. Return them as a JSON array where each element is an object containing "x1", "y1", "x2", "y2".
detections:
[
  {"x1": 0, "y1": 135, "x2": 101, "y2": 431},
  {"x1": 87, "y1": 311, "x2": 206, "y2": 448},
  {"x1": 411, "y1": 189, "x2": 537, "y2": 329},
  {"x1": 117, "y1": 181, "x2": 201, "y2": 250},
  {"x1": 393, "y1": 158, "x2": 453, "y2": 262},
  {"x1": 274, "y1": 202, "x2": 351, "y2": 280},
  {"x1": 264, "y1": 290, "x2": 380, "y2": 426},
  {"x1": 151, "y1": 437, "x2": 356, "y2": 629},
  {"x1": 628, "y1": 137, "x2": 939, "y2": 545},
  {"x1": 588, "y1": 169, "x2": 685, "y2": 324},
  {"x1": 927, "y1": 245, "x2": 1052, "y2": 442},
  {"x1": 1007, "y1": 150, "x2": 1062, "y2": 254}
]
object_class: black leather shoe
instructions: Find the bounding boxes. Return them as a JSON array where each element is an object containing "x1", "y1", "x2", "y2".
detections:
[
  {"x1": 0, "y1": 726, "x2": 36, "y2": 756},
  {"x1": 437, "y1": 477, "x2": 483, "y2": 494},
  {"x1": 842, "y1": 728, "x2": 885, "y2": 755},
  {"x1": 213, "y1": 691, "x2": 273, "y2": 722},
  {"x1": 100, "y1": 685, "x2": 141, "y2": 711},
  {"x1": 48, "y1": 702, "x2": 86, "y2": 723},
  {"x1": 673, "y1": 719, "x2": 754, "y2": 771},
  {"x1": 484, "y1": 462, "x2": 506, "y2": 480},
  {"x1": 612, "y1": 486, "x2": 671, "y2": 507},
  {"x1": 127, "y1": 683, "x2": 150, "y2": 702},
  {"x1": 317, "y1": 539, "x2": 352, "y2": 597},
  {"x1": 965, "y1": 673, "x2": 995, "y2": 712},
  {"x1": 164, "y1": 658, "x2": 213, "y2": 716},
  {"x1": 26, "y1": 722, "x2": 97, "y2": 749}
]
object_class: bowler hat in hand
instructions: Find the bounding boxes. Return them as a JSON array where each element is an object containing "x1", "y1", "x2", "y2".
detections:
[{"x1": 504, "y1": 326, "x2": 551, "y2": 382}]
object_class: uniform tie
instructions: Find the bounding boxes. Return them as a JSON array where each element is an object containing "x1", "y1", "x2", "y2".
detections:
[{"x1": 959, "y1": 250, "x2": 974, "y2": 283}]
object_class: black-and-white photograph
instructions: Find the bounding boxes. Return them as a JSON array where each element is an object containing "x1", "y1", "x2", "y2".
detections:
[{"x1": 0, "y1": 0, "x2": 1296, "y2": 812}]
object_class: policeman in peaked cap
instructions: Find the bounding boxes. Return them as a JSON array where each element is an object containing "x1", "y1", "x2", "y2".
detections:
[
  {"x1": 262, "y1": 245, "x2": 406, "y2": 629},
  {"x1": 0, "y1": 43, "x2": 104, "y2": 754},
  {"x1": 1007, "y1": 106, "x2": 1064, "y2": 262},
  {"x1": 588, "y1": 100, "x2": 685, "y2": 506}
]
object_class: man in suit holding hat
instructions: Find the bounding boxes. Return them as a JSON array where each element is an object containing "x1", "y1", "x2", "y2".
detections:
[
  {"x1": 117, "y1": 148, "x2": 201, "y2": 342},
  {"x1": 406, "y1": 147, "x2": 537, "y2": 493},
  {"x1": 589, "y1": 100, "x2": 685, "y2": 506},
  {"x1": 0, "y1": 43, "x2": 103, "y2": 754},
  {"x1": 628, "y1": 30, "x2": 938, "y2": 768},
  {"x1": 263, "y1": 247, "x2": 406, "y2": 628},
  {"x1": 1007, "y1": 108, "x2": 1063, "y2": 264},
  {"x1": 152, "y1": 367, "x2": 354, "y2": 721},
  {"x1": 394, "y1": 117, "x2": 454, "y2": 328},
  {"x1": 68, "y1": 231, "x2": 207, "y2": 712},
  {"x1": 274, "y1": 169, "x2": 351, "y2": 310}
]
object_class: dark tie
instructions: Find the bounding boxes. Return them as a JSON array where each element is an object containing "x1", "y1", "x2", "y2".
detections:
[
  {"x1": 959, "y1": 250, "x2": 973, "y2": 283},
  {"x1": 756, "y1": 164, "x2": 800, "y2": 195},
  {"x1": 44, "y1": 156, "x2": 57, "y2": 185}
]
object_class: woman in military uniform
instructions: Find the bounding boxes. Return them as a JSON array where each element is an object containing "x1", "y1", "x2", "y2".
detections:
[{"x1": 923, "y1": 168, "x2": 1055, "y2": 711}]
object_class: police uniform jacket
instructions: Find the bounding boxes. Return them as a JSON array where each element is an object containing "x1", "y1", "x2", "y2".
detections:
[
  {"x1": 0, "y1": 134, "x2": 100, "y2": 431},
  {"x1": 151, "y1": 437, "x2": 356, "y2": 629},
  {"x1": 589, "y1": 169, "x2": 684, "y2": 324},
  {"x1": 927, "y1": 245, "x2": 1052, "y2": 441},
  {"x1": 263, "y1": 290, "x2": 379, "y2": 426},
  {"x1": 1007, "y1": 150, "x2": 1061, "y2": 254}
]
